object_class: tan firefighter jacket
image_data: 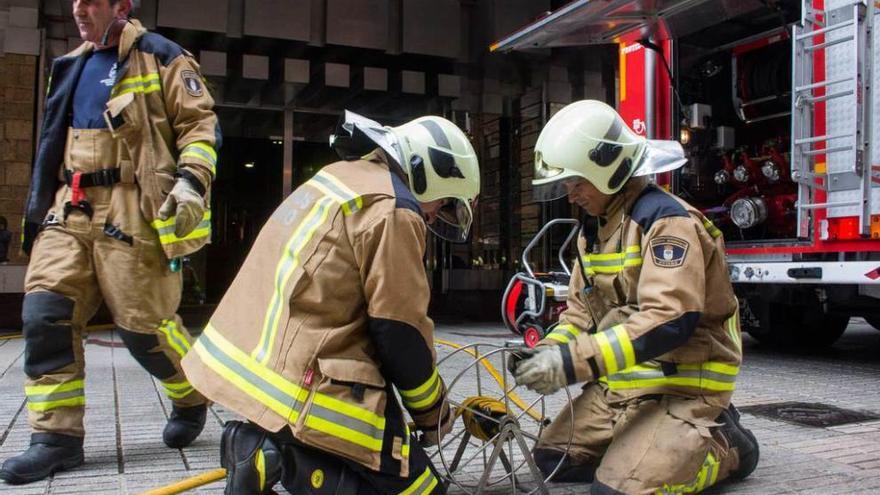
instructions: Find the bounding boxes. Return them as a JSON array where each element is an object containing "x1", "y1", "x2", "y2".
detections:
[
  {"x1": 541, "y1": 178, "x2": 742, "y2": 408},
  {"x1": 23, "y1": 19, "x2": 219, "y2": 259},
  {"x1": 182, "y1": 152, "x2": 449, "y2": 477}
]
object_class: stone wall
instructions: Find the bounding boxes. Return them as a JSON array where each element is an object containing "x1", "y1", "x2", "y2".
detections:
[{"x1": 0, "y1": 53, "x2": 36, "y2": 264}]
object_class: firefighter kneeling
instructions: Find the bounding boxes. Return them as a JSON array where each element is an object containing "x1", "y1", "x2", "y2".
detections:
[
  {"x1": 510, "y1": 100, "x2": 759, "y2": 494},
  {"x1": 181, "y1": 112, "x2": 480, "y2": 494}
]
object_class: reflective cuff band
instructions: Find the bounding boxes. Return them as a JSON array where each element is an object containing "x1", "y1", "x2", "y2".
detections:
[
  {"x1": 151, "y1": 211, "x2": 212, "y2": 245},
  {"x1": 400, "y1": 368, "x2": 442, "y2": 411},
  {"x1": 162, "y1": 379, "x2": 196, "y2": 399},
  {"x1": 545, "y1": 323, "x2": 580, "y2": 344},
  {"x1": 180, "y1": 142, "x2": 218, "y2": 175},
  {"x1": 594, "y1": 324, "x2": 635, "y2": 375}
]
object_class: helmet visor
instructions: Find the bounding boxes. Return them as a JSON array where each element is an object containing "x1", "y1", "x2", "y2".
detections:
[
  {"x1": 428, "y1": 198, "x2": 474, "y2": 243},
  {"x1": 533, "y1": 151, "x2": 571, "y2": 202}
]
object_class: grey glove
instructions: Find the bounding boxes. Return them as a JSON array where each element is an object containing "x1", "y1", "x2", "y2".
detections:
[
  {"x1": 507, "y1": 347, "x2": 540, "y2": 375},
  {"x1": 158, "y1": 178, "x2": 205, "y2": 238},
  {"x1": 514, "y1": 346, "x2": 567, "y2": 395}
]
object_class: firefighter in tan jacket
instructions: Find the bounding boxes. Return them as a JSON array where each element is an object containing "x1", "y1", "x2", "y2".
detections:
[
  {"x1": 1, "y1": 0, "x2": 218, "y2": 485},
  {"x1": 510, "y1": 101, "x2": 759, "y2": 495},
  {"x1": 182, "y1": 112, "x2": 479, "y2": 494}
]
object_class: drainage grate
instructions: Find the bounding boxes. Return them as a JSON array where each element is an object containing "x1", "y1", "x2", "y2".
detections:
[{"x1": 740, "y1": 402, "x2": 880, "y2": 427}]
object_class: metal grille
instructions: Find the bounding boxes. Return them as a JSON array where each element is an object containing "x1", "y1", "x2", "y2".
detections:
[{"x1": 740, "y1": 401, "x2": 880, "y2": 427}]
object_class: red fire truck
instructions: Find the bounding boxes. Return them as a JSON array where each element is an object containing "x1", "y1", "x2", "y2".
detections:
[{"x1": 493, "y1": 0, "x2": 880, "y2": 347}]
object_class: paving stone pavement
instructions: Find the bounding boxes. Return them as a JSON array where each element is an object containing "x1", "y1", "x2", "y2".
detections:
[{"x1": 3, "y1": 319, "x2": 880, "y2": 494}]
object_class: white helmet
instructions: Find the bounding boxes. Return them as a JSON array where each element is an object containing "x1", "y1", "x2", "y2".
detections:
[
  {"x1": 388, "y1": 116, "x2": 480, "y2": 242},
  {"x1": 533, "y1": 100, "x2": 648, "y2": 200}
]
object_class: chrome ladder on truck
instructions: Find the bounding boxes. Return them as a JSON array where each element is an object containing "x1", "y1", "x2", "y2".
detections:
[{"x1": 791, "y1": 0, "x2": 876, "y2": 238}]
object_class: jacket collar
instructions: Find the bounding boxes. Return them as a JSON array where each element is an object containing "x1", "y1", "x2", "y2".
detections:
[
  {"x1": 69, "y1": 18, "x2": 146, "y2": 61},
  {"x1": 598, "y1": 177, "x2": 650, "y2": 242}
]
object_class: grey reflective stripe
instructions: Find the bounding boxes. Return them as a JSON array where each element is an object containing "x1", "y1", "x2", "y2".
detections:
[
  {"x1": 402, "y1": 377, "x2": 440, "y2": 409},
  {"x1": 201, "y1": 332, "x2": 304, "y2": 411},
  {"x1": 308, "y1": 402, "x2": 384, "y2": 443},
  {"x1": 677, "y1": 369, "x2": 737, "y2": 384},
  {"x1": 161, "y1": 322, "x2": 191, "y2": 355},
  {"x1": 607, "y1": 367, "x2": 737, "y2": 384},
  {"x1": 311, "y1": 173, "x2": 361, "y2": 213},
  {"x1": 590, "y1": 258, "x2": 622, "y2": 268},
  {"x1": 28, "y1": 388, "x2": 84, "y2": 403},
  {"x1": 255, "y1": 196, "x2": 334, "y2": 363},
  {"x1": 552, "y1": 325, "x2": 578, "y2": 340},
  {"x1": 607, "y1": 369, "x2": 665, "y2": 381},
  {"x1": 604, "y1": 328, "x2": 627, "y2": 372},
  {"x1": 419, "y1": 120, "x2": 451, "y2": 149},
  {"x1": 184, "y1": 145, "x2": 217, "y2": 165},
  {"x1": 626, "y1": 252, "x2": 640, "y2": 261}
]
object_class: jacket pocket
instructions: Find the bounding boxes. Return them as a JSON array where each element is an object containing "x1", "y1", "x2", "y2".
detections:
[{"x1": 295, "y1": 357, "x2": 387, "y2": 470}]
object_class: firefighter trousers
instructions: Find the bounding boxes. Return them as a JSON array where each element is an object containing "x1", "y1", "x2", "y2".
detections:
[
  {"x1": 22, "y1": 128, "x2": 206, "y2": 439},
  {"x1": 536, "y1": 383, "x2": 739, "y2": 495}
]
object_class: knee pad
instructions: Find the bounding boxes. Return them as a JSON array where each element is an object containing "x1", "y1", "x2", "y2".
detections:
[
  {"x1": 221, "y1": 421, "x2": 284, "y2": 495},
  {"x1": 117, "y1": 327, "x2": 177, "y2": 379},
  {"x1": 533, "y1": 448, "x2": 596, "y2": 483},
  {"x1": 22, "y1": 292, "x2": 75, "y2": 378},
  {"x1": 279, "y1": 441, "x2": 365, "y2": 495}
]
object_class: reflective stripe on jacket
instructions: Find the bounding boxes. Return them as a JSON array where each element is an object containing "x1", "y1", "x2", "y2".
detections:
[
  {"x1": 543, "y1": 178, "x2": 742, "y2": 406},
  {"x1": 182, "y1": 153, "x2": 447, "y2": 477},
  {"x1": 24, "y1": 19, "x2": 220, "y2": 259}
]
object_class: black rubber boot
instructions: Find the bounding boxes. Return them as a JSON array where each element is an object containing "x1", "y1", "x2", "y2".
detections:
[
  {"x1": 718, "y1": 404, "x2": 760, "y2": 480},
  {"x1": 533, "y1": 448, "x2": 596, "y2": 483},
  {"x1": 220, "y1": 421, "x2": 283, "y2": 495},
  {"x1": 0, "y1": 433, "x2": 84, "y2": 485},
  {"x1": 163, "y1": 404, "x2": 207, "y2": 448}
]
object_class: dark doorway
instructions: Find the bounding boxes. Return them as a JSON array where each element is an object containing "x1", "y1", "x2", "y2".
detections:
[{"x1": 205, "y1": 137, "x2": 283, "y2": 303}]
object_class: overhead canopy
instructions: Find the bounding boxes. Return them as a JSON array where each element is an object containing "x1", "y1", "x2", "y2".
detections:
[{"x1": 490, "y1": 0, "x2": 796, "y2": 52}]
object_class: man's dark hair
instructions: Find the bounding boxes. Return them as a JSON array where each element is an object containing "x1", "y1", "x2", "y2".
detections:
[{"x1": 109, "y1": 0, "x2": 139, "y2": 14}]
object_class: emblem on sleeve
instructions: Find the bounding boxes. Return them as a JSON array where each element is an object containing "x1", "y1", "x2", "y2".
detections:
[
  {"x1": 650, "y1": 236, "x2": 689, "y2": 268},
  {"x1": 181, "y1": 70, "x2": 204, "y2": 97}
]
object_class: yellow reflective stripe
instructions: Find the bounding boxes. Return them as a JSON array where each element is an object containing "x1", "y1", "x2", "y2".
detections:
[
  {"x1": 656, "y1": 452, "x2": 719, "y2": 494},
  {"x1": 400, "y1": 467, "x2": 438, "y2": 495},
  {"x1": 546, "y1": 324, "x2": 579, "y2": 344},
  {"x1": 198, "y1": 324, "x2": 387, "y2": 452},
  {"x1": 112, "y1": 72, "x2": 161, "y2": 97},
  {"x1": 303, "y1": 415, "x2": 382, "y2": 452},
  {"x1": 594, "y1": 325, "x2": 634, "y2": 374},
  {"x1": 27, "y1": 396, "x2": 85, "y2": 412},
  {"x1": 162, "y1": 379, "x2": 195, "y2": 399},
  {"x1": 194, "y1": 325, "x2": 307, "y2": 421},
  {"x1": 181, "y1": 142, "x2": 218, "y2": 175},
  {"x1": 158, "y1": 319, "x2": 191, "y2": 357},
  {"x1": 586, "y1": 245, "x2": 643, "y2": 274},
  {"x1": 727, "y1": 303, "x2": 741, "y2": 351},
  {"x1": 400, "y1": 368, "x2": 442, "y2": 410},
  {"x1": 25, "y1": 379, "x2": 84, "y2": 396},
  {"x1": 151, "y1": 211, "x2": 212, "y2": 245},
  {"x1": 702, "y1": 218, "x2": 723, "y2": 239},
  {"x1": 310, "y1": 171, "x2": 364, "y2": 216},
  {"x1": 25, "y1": 379, "x2": 85, "y2": 412},
  {"x1": 254, "y1": 196, "x2": 336, "y2": 364},
  {"x1": 603, "y1": 362, "x2": 739, "y2": 392},
  {"x1": 256, "y1": 448, "x2": 266, "y2": 491}
]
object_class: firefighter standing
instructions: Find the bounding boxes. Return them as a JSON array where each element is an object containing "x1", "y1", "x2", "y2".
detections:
[
  {"x1": 511, "y1": 100, "x2": 759, "y2": 494},
  {"x1": 181, "y1": 112, "x2": 479, "y2": 494},
  {"x1": 1, "y1": 0, "x2": 218, "y2": 485}
]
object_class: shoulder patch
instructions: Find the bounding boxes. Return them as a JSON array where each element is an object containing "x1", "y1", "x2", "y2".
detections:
[
  {"x1": 631, "y1": 185, "x2": 689, "y2": 232},
  {"x1": 390, "y1": 171, "x2": 422, "y2": 215},
  {"x1": 136, "y1": 32, "x2": 185, "y2": 66},
  {"x1": 650, "y1": 236, "x2": 689, "y2": 268},
  {"x1": 181, "y1": 70, "x2": 204, "y2": 96}
]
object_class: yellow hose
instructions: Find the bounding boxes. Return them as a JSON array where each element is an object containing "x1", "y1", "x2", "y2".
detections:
[
  {"x1": 137, "y1": 468, "x2": 227, "y2": 495},
  {"x1": 435, "y1": 338, "x2": 542, "y2": 422}
]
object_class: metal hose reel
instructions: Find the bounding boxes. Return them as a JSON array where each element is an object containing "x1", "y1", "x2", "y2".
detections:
[{"x1": 430, "y1": 342, "x2": 575, "y2": 495}]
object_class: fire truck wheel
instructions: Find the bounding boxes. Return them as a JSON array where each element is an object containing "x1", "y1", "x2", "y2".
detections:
[
  {"x1": 864, "y1": 316, "x2": 880, "y2": 331},
  {"x1": 523, "y1": 327, "x2": 542, "y2": 348},
  {"x1": 751, "y1": 301, "x2": 848, "y2": 349}
]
